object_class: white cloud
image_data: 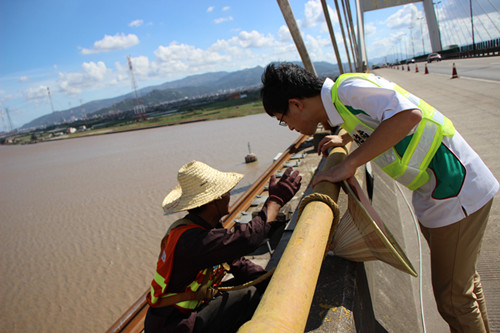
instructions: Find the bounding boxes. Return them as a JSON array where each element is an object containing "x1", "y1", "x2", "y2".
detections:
[
  {"x1": 302, "y1": 0, "x2": 324, "y2": 29},
  {"x1": 384, "y1": 4, "x2": 419, "y2": 30},
  {"x1": 127, "y1": 56, "x2": 150, "y2": 77},
  {"x1": 129, "y1": 19, "x2": 144, "y2": 27},
  {"x1": 214, "y1": 16, "x2": 234, "y2": 24},
  {"x1": 277, "y1": 25, "x2": 292, "y2": 42},
  {"x1": 207, "y1": 30, "x2": 276, "y2": 65},
  {"x1": 153, "y1": 41, "x2": 231, "y2": 76},
  {"x1": 24, "y1": 86, "x2": 49, "y2": 103},
  {"x1": 210, "y1": 30, "x2": 275, "y2": 50},
  {"x1": 298, "y1": 0, "x2": 337, "y2": 35},
  {"x1": 364, "y1": 22, "x2": 377, "y2": 38},
  {"x1": 58, "y1": 61, "x2": 111, "y2": 95},
  {"x1": 19, "y1": 76, "x2": 30, "y2": 82},
  {"x1": 304, "y1": 34, "x2": 334, "y2": 60},
  {"x1": 272, "y1": 41, "x2": 299, "y2": 61},
  {"x1": 111, "y1": 62, "x2": 130, "y2": 85},
  {"x1": 207, "y1": 6, "x2": 214, "y2": 13},
  {"x1": 81, "y1": 61, "x2": 108, "y2": 80},
  {"x1": 209, "y1": 29, "x2": 298, "y2": 68},
  {"x1": 81, "y1": 33, "x2": 140, "y2": 54},
  {"x1": 232, "y1": 30, "x2": 275, "y2": 48},
  {"x1": 222, "y1": 6, "x2": 230, "y2": 11},
  {"x1": 0, "y1": 93, "x2": 15, "y2": 110},
  {"x1": 102, "y1": 29, "x2": 279, "y2": 84}
]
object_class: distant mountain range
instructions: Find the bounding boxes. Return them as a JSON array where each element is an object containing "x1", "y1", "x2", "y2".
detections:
[{"x1": 21, "y1": 61, "x2": 340, "y2": 130}]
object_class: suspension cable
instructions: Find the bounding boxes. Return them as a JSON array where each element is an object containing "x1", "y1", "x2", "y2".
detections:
[
  {"x1": 448, "y1": 0, "x2": 473, "y2": 45},
  {"x1": 473, "y1": 0, "x2": 500, "y2": 36}
]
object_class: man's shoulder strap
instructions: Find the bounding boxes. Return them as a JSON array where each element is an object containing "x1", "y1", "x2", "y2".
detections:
[{"x1": 159, "y1": 218, "x2": 204, "y2": 254}]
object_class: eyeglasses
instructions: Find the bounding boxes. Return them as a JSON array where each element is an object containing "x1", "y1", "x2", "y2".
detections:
[{"x1": 278, "y1": 112, "x2": 287, "y2": 126}]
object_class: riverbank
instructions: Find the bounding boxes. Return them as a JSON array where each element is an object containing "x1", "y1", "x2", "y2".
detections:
[{"x1": 3, "y1": 100, "x2": 266, "y2": 145}]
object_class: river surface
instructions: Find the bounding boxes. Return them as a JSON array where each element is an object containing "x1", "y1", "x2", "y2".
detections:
[{"x1": 0, "y1": 114, "x2": 300, "y2": 332}]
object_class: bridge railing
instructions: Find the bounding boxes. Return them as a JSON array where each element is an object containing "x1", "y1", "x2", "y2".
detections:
[{"x1": 239, "y1": 141, "x2": 350, "y2": 332}]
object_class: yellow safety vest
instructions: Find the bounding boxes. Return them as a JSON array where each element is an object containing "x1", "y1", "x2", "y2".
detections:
[{"x1": 331, "y1": 73, "x2": 455, "y2": 190}]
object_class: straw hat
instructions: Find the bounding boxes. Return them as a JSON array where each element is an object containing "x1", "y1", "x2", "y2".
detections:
[{"x1": 162, "y1": 161, "x2": 244, "y2": 214}]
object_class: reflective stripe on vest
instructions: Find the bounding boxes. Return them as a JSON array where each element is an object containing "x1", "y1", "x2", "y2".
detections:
[
  {"x1": 331, "y1": 73, "x2": 455, "y2": 190},
  {"x1": 170, "y1": 265, "x2": 225, "y2": 311}
]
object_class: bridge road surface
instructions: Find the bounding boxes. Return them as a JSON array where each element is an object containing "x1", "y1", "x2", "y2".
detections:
[
  {"x1": 407, "y1": 57, "x2": 500, "y2": 81},
  {"x1": 371, "y1": 62, "x2": 500, "y2": 333}
]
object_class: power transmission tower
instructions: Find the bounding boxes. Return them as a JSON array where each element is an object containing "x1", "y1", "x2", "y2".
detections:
[
  {"x1": 80, "y1": 99, "x2": 87, "y2": 119},
  {"x1": 127, "y1": 56, "x2": 147, "y2": 121},
  {"x1": 47, "y1": 87, "x2": 55, "y2": 113},
  {"x1": 4, "y1": 108, "x2": 14, "y2": 132}
]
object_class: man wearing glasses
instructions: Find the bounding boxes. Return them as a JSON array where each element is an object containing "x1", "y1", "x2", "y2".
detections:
[{"x1": 260, "y1": 62, "x2": 498, "y2": 333}]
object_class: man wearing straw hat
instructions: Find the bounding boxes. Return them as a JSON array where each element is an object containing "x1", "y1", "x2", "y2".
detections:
[
  {"x1": 144, "y1": 160, "x2": 301, "y2": 333},
  {"x1": 260, "y1": 62, "x2": 498, "y2": 332}
]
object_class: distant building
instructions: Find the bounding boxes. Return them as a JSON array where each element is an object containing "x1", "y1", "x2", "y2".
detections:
[{"x1": 227, "y1": 92, "x2": 241, "y2": 100}]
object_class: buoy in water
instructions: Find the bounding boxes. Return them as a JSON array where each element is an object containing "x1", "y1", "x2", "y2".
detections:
[
  {"x1": 245, "y1": 153, "x2": 257, "y2": 163},
  {"x1": 245, "y1": 142, "x2": 257, "y2": 163}
]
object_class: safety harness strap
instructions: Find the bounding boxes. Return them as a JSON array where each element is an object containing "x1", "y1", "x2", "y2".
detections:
[{"x1": 151, "y1": 266, "x2": 217, "y2": 308}]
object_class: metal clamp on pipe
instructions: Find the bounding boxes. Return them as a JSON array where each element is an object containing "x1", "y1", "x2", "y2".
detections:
[{"x1": 239, "y1": 135, "x2": 351, "y2": 333}]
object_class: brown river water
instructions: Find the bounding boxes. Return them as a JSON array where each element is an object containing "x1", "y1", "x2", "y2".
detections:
[{"x1": 0, "y1": 114, "x2": 300, "y2": 332}]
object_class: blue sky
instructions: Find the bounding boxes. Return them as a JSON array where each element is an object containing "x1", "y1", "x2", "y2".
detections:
[{"x1": 1, "y1": 0, "x2": 499, "y2": 130}]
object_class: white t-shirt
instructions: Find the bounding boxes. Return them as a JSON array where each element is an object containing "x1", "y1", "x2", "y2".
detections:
[{"x1": 321, "y1": 77, "x2": 499, "y2": 228}]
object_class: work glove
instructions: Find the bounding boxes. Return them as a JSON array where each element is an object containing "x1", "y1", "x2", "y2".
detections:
[{"x1": 268, "y1": 167, "x2": 302, "y2": 206}]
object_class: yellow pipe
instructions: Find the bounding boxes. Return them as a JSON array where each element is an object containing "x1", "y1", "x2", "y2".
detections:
[{"x1": 239, "y1": 138, "x2": 350, "y2": 333}]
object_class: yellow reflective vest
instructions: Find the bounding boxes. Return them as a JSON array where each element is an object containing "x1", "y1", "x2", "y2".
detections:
[{"x1": 331, "y1": 73, "x2": 455, "y2": 190}]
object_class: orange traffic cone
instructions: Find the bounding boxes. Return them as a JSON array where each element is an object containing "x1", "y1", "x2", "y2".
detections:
[
  {"x1": 407, "y1": 65, "x2": 410, "y2": 71},
  {"x1": 451, "y1": 63, "x2": 459, "y2": 79},
  {"x1": 425, "y1": 64, "x2": 429, "y2": 74},
  {"x1": 415, "y1": 64, "x2": 419, "y2": 73}
]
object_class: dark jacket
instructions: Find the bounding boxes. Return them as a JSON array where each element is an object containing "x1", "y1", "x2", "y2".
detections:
[{"x1": 145, "y1": 207, "x2": 280, "y2": 333}]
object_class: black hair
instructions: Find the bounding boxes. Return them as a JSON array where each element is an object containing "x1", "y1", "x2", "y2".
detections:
[{"x1": 260, "y1": 62, "x2": 323, "y2": 117}]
